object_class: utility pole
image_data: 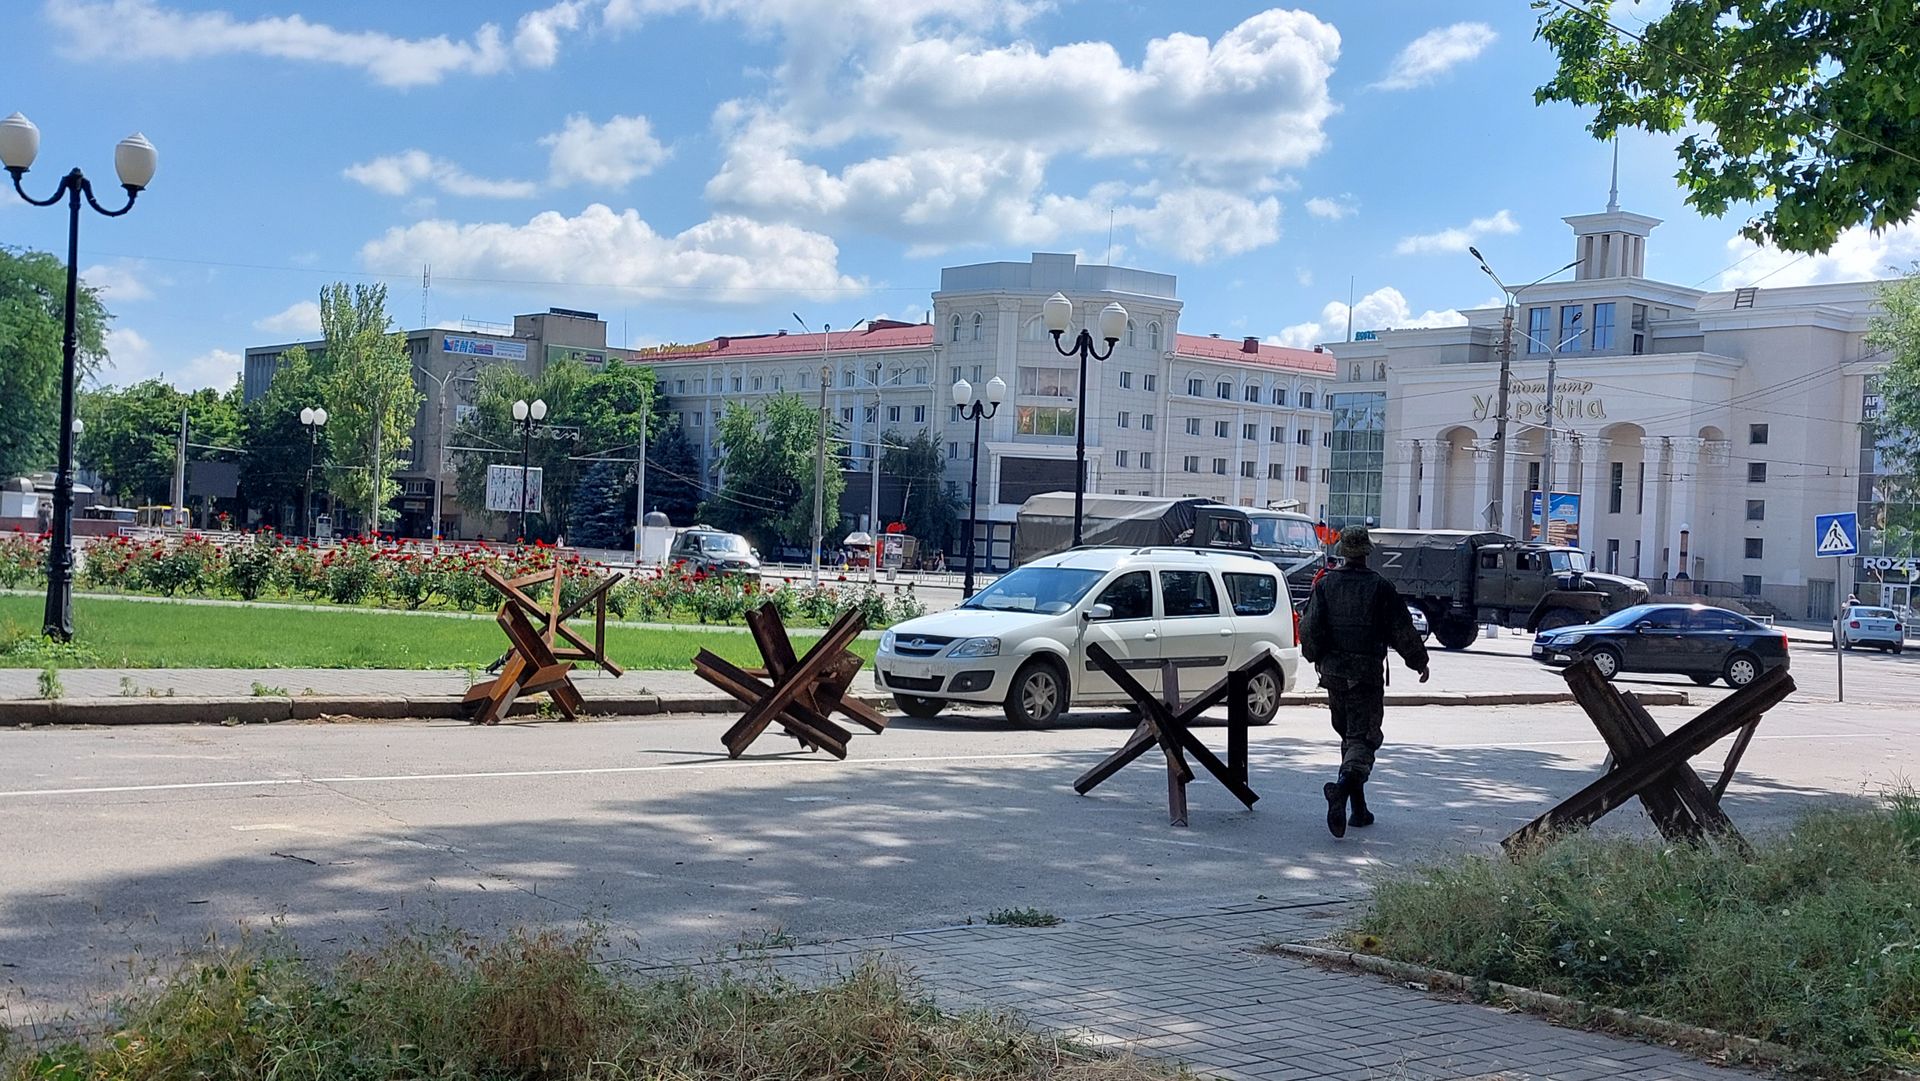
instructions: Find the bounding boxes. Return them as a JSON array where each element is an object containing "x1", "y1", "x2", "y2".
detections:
[
  {"x1": 869, "y1": 361, "x2": 882, "y2": 586},
  {"x1": 634, "y1": 384, "x2": 649, "y2": 565},
  {"x1": 171, "y1": 407, "x2": 187, "y2": 529},
  {"x1": 1489, "y1": 302, "x2": 1515, "y2": 535},
  {"x1": 1542, "y1": 350, "x2": 1561, "y2": 537},
  {"x1": 813, "y1": 356, "x2": 829, "y2": 588}
]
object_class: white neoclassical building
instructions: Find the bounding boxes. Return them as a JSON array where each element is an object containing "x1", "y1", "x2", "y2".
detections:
[{"x1": 1328, "y1": 200, "x2": 1894, "y2": 621}]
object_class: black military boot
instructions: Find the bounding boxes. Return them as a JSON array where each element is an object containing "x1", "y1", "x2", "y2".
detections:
[
  {"x1": 1347, "y1": 775, "x2": 1375, "y2": 828},
  {"x1": 1323, "y1": 771, "x2": 1350, "y2": 838}
]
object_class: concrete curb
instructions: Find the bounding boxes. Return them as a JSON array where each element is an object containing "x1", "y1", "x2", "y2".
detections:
[
  {"x1": 1265, "y1": 942, "x2": 1802, "y2": 1073},
  {"x1": 0, "y1": 687, "x2": 1684, "y2": 726}
]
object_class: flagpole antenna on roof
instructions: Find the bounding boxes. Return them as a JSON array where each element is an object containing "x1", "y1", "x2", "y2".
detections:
[{"x1": 1606, "y1": 140, "x2": 1620, "y2": 213}]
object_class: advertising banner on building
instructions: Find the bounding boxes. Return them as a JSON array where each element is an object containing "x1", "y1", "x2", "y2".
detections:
[
  {"x1": 444, "y1": 336, "x2": 528, "y2": 362},
  {"x1": 485, "y1": 464, "x2": 542, "y2": 512},
  {"x1": 1528, "y1": 491, "x2": 1581, "y2": 546}
]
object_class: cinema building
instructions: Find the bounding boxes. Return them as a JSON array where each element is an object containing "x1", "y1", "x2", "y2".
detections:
[{"x1": 1326, "y1": 200, "x2": 1905, "y2": 620}]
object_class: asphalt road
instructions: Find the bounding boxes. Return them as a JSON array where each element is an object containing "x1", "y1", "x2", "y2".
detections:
[{"x1": 3, "y1": 650, "x2": 1910, "y2": 1025}]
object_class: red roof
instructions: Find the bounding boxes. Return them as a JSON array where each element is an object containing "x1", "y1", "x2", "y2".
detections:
[{"x1": 1175, "y1": 333, "x2": 1335, "y2": 375}]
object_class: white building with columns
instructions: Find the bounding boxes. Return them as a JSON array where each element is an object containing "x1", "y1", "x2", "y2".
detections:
[{"x1": 1329, "y1": 199, "x2": 1888, "y2": 621}]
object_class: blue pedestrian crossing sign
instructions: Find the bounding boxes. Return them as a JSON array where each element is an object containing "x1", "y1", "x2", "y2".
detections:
[{"x1": 1814, "y1": 512, "x2": 1859, "y2": 557}]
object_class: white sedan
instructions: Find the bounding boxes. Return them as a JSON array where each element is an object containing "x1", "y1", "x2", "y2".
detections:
[{"x1": 1834, "y1": 606, "x2": 1905, "y2": 653}]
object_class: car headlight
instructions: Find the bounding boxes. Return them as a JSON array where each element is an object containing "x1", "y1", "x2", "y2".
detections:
[
  {"x1": 948, "y1": 636, "x2": 1000, "y2": 658},
  {"x1": 879, "y1": 630, "x2": 895, "y2": 653},
  {"x1": 1550, "y1": 633, "x2": 1585, "y2": 647}
]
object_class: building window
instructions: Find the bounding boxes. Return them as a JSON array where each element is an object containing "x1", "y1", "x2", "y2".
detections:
[
  {"x1": 1322, "y1": 431, "x2": 1333, "y2": 447},
  {"x1": 1528, "y1": 460, "x2": 1541, "y2": 494},
  {"x1": 751, "y1": 376, "x2": 762, "y2": 391},
  {"x1": 1295, "y1": 465, "x2": 1310, "y2": 482},
  {"x1": 1215, "y1": 420, "x2": 1230, "y2": 438},
  {"x1": 1142, "y1": 413, "x2": 1154, "y2": 430},
  {"x1": 675, "y1": 380, "x2": 687, "y2": 393},
  {"x1": 1015, "y1": 405, "x2": 1077, "y2": 436},
  {"x1": 692, "y1": 411, "x2": 703, "y2": 427},
  {"x1": 1272, "y1": 387, "x2": 1286, "y2": 405},
  {"x1": 1749, "y1": 423, "x2": 1769, "y2": 444},
  {"x1": 1742, "y1": 574, "x2": 1763, "y2": 595},
  {"x1": 1240, "y1": 461, "x2": 1256, "y2": 478},
  {"x1": 915, "y1": 367, "x2": 927, "y2": 384},
  {"x1": 950, "y1": 405, "x2": 961, "y2": 423},
  {"x1": 1186, "y1": 417, "x2": 1202, "y2": 436},
  {"x1": 1296, "y1": 429, "x2": 1311, "y2": 446},
  {"x1": 1527, "y1": 307, "x2": 1551, "y2": 354},
  {"x1": 695, "y1": 378, "x2": 706, "y2": 392},
  {"x1": 1023, "y1": 317, "x2": 1045, "y2": 342},
  {"x1": 1609, "y1": 461, "x2": 1624, "y2": 513},
  {"x1": 948, "y1": 441, "x2": 959, "y2": 459},
  {"x1": 912, "y1": 405, "x2": 925, "y2": 423},
  {"x1": 841, "y1": 407, "x2": 854, "y2": 423},
  {"x1": 1593, "y1": 302, "x2": 1616, "y2": 350},
  {"x1": 1242, "y1": 422, "x2": 1257, "y2": 440},
  {"x1": 796, "y1": 372, "x2": 808, "y2": 389},
  {"x1": 1126, "y1": 320, "x2": 1136, "y2": 347},
  {"x1": 864, "y1": 405, "x2": 877, "y2": 424},
  {"x1": 1746, "y1": 499, "x2": 1765, "y2": 521},
  {"x1": 950, "y1": 314, "x2": 961, "y2": 342},
  {"x1": 1748, "y1": 462, "x2": 1767, "y2": 483},
  {"x1": 1141, "y1": 451, "x2": 1153, "y2": 469},
  {"x1": 1148, "y1": 321, "x2": 1162, "y2": 351},
  {"x1": 1117, "y1": 410, "x2": 1130, "y2": 428},
  {"x1": 1744, "y1": 538, "x2": 1764, "y2": 559},
  {"x1": 1212, "y1": 457, "x2": 1228, "y2": 475},
  {"x1": 1216, "y1": 380, "x2": 1232, "y2": 400},
  {"x1": 1187, "y1": 376, "x2": 1204, "y2": 396},
  {"x1": 1119, "y1": 370, "x2": 1132, "y2": 389},
  {"x1": 1559, "y1": 305, "x2": 1585, "y2": 351},
  {"x1": 1116, "y1": 449, "x2": 1129, "y2": 468},
  {"x1": 1018, "y1": 365, "x2": 1076, "y2": 397},
  {"x1": 1321, "y1": 468, "x2": 1330, "y2": 482},
  {"x1": 731, "y1": 375, "x2": 742, "y2": 392},
  {"x1": 1636, "y1": 461, "x2": 1646, "y2": 513},
  {"x1": 1268, "y1": 463, "x2": 1283, "y2": 480},
  {"x1": 971, "y1": 312, "x2": 983, "y2": 341},
  {"x1": 1183, "y1": 455, "x2": 1200, "y2": 473},
  {"x1": 1245, "y1": 384, "x2": 1260, "y2": 403},
  {"x1": 971, "y1": 365, "x2": 981, "y2": 381},
  {"x1": 1143, "y1": 373, "x2": 1157, "y2": 392},
  {"x1": 772, "y1": 375, "x2": 782, "y2": 390},
  {"x1": 1270, "y1": 425, "x2": 1283, "y2": 443},
  {"x1": 1301, "y1": 390, "x2": 1315, "y2": 409},
  {"x1": 887, "y1": 405, "x2": 901, "y2": 423}
]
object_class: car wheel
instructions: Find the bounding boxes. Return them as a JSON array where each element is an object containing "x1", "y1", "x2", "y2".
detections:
[
  {"x1": 1689, "y1": 674, "x2": 1718, "y2": 687},
  {"x1": 1244, "y1": 665, "x2": 1283, "y2": 727},
  {"x1": 894, "y1": 694, "x2": 945, "y2": 719},
  {"x1": 1842, "y1": 637, "x2": 1855, "y2": 650},
  {"x1": 1588, "y1": 646, "x2": 1623, "y2": 681},
  {"x1": 1723, "y1": 652, "x2": 1761, "y2": 688},
  {"x1": 1895, "y1": 643, "x2": 1905, "y2": 655},
  {"x1": 1536, "y1": 607, "x2": 1583, "y2": 632},
  {"x1": 1004, "y1": 657, "x2": 1067, "y2": 728},
  {"x1": 1434, "y1": 616, "x2": 1479, "y2": 651}
]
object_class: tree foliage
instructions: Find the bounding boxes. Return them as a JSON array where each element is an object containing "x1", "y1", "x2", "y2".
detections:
[
  {"x1": 566, "y1": 460, "x2": 632, "y2": 549},
  {"x1": 77, "y1": 379, "x2": 242, "y2": 507},
  {"x1": 881, "y1": 429, "x2": 963, "y2": 553},
  {"x1": 1, "y1": 247, "x2": 109, "y2": 480},
  {"x1": 1534, "y1": 0, "x2": 1920, "y2": 253},
  {"x1": 700, "y1": 393, "x2": 844, "y2": 549},
  {"x1": 1867, "y1": 267, "x2": 1920, "y2": 506},
  {"x1": 450, "y1": 358, "x2": 590, "y2": 541},
  {"x1": 239, "y1": 347, "x2": 330, "y2": 529},
  {"x1": 314, "y1": 283, "x2": 422, "y2": 531},
  {"x1": 644, "y1": 425, "x2": 703, "y2": 526}
]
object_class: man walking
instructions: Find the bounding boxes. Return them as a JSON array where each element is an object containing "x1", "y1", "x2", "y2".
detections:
[{"x1": 1300, "y1": 525, "x2": 1429, "y2": 837}]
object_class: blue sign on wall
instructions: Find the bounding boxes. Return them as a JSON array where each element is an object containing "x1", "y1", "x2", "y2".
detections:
[{"x1": 1814, "y1": 512, "x2": 1859, "y2": 557}]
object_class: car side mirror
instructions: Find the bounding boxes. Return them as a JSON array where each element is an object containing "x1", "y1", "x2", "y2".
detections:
[
  {"x1": 1085, "y1": 603, "x2": 1114, "y2": 621},
  {"x1": 1635, "y1": 622, "x2": 1652, "y2": 633}
]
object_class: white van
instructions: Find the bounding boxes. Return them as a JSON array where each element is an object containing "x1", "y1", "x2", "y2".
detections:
[{"x1": 874, "y1": 547, "x2": 1300, "y2": 726}]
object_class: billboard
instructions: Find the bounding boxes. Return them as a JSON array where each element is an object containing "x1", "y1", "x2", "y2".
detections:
[
  {"x1": 444, "y1": 335, "x2": 528, "y2": 362},
  {"x1": 1528, "y1": 490, "x2": 1581, "y2": 546},
  {"x1": 485, "y1": 464, "x2": 542, "y2": 512}
]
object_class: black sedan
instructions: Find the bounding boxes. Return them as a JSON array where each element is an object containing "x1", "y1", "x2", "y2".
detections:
[{"x1": 1531, "y1": 604, "x2": 1790, "y2": 688}]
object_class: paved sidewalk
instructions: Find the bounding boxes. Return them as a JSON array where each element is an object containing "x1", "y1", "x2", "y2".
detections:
[{"x1": 720, "y1": 901, "x2": 1754, "y2": 1081}]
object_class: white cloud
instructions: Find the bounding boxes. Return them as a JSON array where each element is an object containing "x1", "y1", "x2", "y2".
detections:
[
  {"x1": 254, "y1": 300, "x2": 323, "y2": 338},
  {"x1": 43, "y1": 0, "x2": 587, "y2": 88},
  {"x1": 542, "y1": 114, "x2": 669, "y2": 188},
  {"x1": 173, "y1": 349, "x2": 244, "y2": 392},
  {"x1": 81, "y1": 261, "x2": 153, "y2": 303},
  {"x1": 1304, "y1": 194, "x2": 1357, "y2": 220},
  {"x1": 1127, "y1": 188, "x2": 1281, "y2": 262},
  {"x1": 96, "y1": 329, "x2": 240, "y2": 391},
  {"x1": 1272, "y1": 286, "x2": 1466, "y2": 348},
  {"x1": 101, "y1": 327, "x2": 155, "y2": 382},
  {"x1": 1394, "y1": 209, "x2": 1519, "y2": 255},
  {"x1": 343, "y1": 150, "x2": 538, "y2": 198},
  {"x1": 1374, "y1": 22, "x2": 1496, "y2": 91},
  {"x1": 1719, "y1": 219, "x2": 1920, "y2": 289},
  {"x1": 359, "y1": 204, "x2": 862, "y2": 303}
]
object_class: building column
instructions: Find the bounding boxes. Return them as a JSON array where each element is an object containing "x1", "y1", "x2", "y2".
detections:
[
  {"x1": 1667, "y1": 436, "x2": 1706, "y2": 582},
  {"x1": 1472, "y1": 439, "x2": 1498, "y2": 530},
  {"x1": 1420, "y1": 441, "x2": 1445, "y2": 530},
  {"x1": 1394, "y1": 439, "x2": 1420, "y2": 527},
  {"x1": 1637, "y1": 435, "x2": 1667, "y2": 582},
  {"x1": 1578, "y1": 435, "x2": 1610, "y2": 558}
]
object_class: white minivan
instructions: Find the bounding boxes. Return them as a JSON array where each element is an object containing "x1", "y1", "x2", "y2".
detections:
[{"x1": 874, "y1": 547, "x2": 1300, "y2": 727}]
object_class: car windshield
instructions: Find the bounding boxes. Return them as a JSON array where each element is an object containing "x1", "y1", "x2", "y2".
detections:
[
  {"x1": 699, "y1": 534, "x2": 749, "y2": 554},
  {"x1": 1593, "y1": 604, "x2": 1663, "y2": 628},
  {"x1": 1248, "y1": 515, "x2": 1317, "y2": 551},
  {"x1": 1548, "y1": 550, "x2": 1589, "y2": 573},
  {"x1": 962, "y1": 566, "x2": 1105, "y2": 614},
  {"x1": 1853, "y1": 607, "x2": 1895, "y2": 618}
]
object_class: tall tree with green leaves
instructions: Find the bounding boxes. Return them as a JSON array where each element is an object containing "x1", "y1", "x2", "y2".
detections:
[
  {"x1": 644, "y1": 424, "x2": 703, "y2": 525},
  {"x1": 1866, "y1": 268, "x2": 1920, "y2": 500},
  {"x1": 77, "y1": 379, "x2": 242, "y2": 506},
  {"x1": 880, "y1": 429, "x2": 963, "y2": 553},
  {"x1": 449, "y1": 357, "x2": 591, "y2": 540},
  {"x1": 313, "y1": 283, "x2": 422, "y2": 532},
  {"x1": 701, "y1": 393, "x2": 844, "y2": 548},
  {"x1": 1533, "y1": 0, "x2": 1920, "y2": 253},
  {"x1": 239, "y1": 347, "x2": 329, "y2": 529},
  {"x1": 1, "y1": 248, "x2": 110, "y2": 481}
]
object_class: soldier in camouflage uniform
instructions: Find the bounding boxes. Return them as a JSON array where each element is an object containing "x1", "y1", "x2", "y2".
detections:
[{"x1": 1300, "y1": 525, "x2": 1430, "y2": 838}]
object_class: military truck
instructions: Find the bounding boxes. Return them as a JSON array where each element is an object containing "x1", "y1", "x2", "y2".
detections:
[
  {"x1": 1367, "y1": 529, "x2": 1649, "y2": 650},
  {"x1": 1011, "y1": 493, "x2": 1253, "y2": 566},
  {"x1": 1243, "y1": 506, "x2": 1325, "y2": 603}
]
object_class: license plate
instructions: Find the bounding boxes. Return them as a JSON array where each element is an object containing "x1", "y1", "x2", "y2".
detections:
[
  {"x1": 1531, "y1": 645, "x2": 1546, "y2": 657},
  {"x1": 893, "y1": 661, "x2": 933, "y2": 679}
]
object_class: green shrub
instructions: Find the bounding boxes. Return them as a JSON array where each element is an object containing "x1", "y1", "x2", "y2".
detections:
[{"x1": 222, "y1": 533, "x2": 281, "y2": 600}]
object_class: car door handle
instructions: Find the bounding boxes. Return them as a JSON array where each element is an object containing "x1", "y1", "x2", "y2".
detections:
[
  {"x1": 1219, "y1": 628, "x2": 1232, "y2": 637},
  {"x1": 1143, "y1": 632, "x2": 1158, "y2": 641}
]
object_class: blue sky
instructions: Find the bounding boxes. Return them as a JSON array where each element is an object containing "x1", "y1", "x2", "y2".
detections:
[{"x1": 6, "y1": 0, "x2": 1918, "y2": 391}]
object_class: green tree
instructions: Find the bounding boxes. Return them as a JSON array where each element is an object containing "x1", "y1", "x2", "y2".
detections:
[
  {"x1": 644, "y1": 424, "x2": 702, "y2": 525},
  {"x1": 1867, "y1": 268, "x2": 1920, "y2": 493},
  {"x1": 313, "y1": 283, "x2": 422, "y2": 532},
  {"x1": 239, "y1": 347, "x2": 329, "y2": 530},
  {"x1": 77, "y1": 379, "x2": 242, "y2": 507},
  {"x1": 880, "y1": 429, "x2": 962, "y2": 554},
  {"x1": 1, "y1": 247, "x2": 109, "y2": 480},
  {"x1": 700, "y1": 393, "x2": 843, "y2": 549},
  {"x1": 1534, "y1": 0, "x2": 1920, "y2": 253},
  {"x1": 566, "y1": 460, "x2": 633, "y2": 549},
  {"x1": 449, "y1": 357, "x2": 591, "y2": 540}
]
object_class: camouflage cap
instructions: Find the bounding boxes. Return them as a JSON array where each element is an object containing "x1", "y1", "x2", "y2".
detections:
[{"x1": 1333, "y1": 525, "x2": 1373, "y2": 558}]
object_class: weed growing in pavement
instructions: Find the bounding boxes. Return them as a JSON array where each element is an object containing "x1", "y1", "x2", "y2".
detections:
[
  {"x1": 118, "y1": 675, "x2": 139, "y2": 697},
  {"x1": 1353, "y1": 789, "x2": 1920, "y2": 1078},
  {"x1": 733, "y1": 926, "x2": 799, "y2": 953},
  {"x1": 987, "y1": 907, "x2": 1064, "y2": 928},
  {"x1": 35, "y1": 665, "x2": 60, "y2": 700},
  {"x1": 250, "y1": 681, "x2": 288, "y2": 697},
  {"x1": 0, "y1": 927, "x2": 1176, "y2": 1081}
]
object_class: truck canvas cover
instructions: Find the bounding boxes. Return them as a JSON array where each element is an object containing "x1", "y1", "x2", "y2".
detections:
[
  {"x1": 1012, "y1": 493, "x2": 1246, "y2": 565},
  {"x1": 1366, "y1": 529, "x2": 1511, "y2": 608}
]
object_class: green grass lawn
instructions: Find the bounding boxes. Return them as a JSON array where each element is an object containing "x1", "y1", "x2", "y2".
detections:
[{"x1": 0, "y1": 594, "x2": 876, "y2": 671}]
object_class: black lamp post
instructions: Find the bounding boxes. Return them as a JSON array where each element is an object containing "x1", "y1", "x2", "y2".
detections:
[
  {"x1": 299, "y1": 407, "x2": 328, "y2": 539},
  {"x1": 1, "y1": 113, "x2": 158, "y2": 641},
  {"x1": 512, "y1": 397, "x2": 547, "y2": 542},
  {"x1": 952, "y1": 375, "x2": 1005, "y2": 598},
  {"x1": 1042, "y1": 292, "x2": 1127, "y2": 548}
]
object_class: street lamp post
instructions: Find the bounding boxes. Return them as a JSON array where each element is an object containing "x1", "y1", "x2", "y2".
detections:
[
  {"x1": 1042, "y1": 292, "x2": 1126, "y2": 547},
  {"x1": 299, "y1": 407, "x2": 328, "y2": 538},
  {"x1": 953, "y1": 376, "x2": 1006, "y2": 598},
  {"x1": 1, "y1": 113, "x2": 158, "y2": 641},
  {"x1": 1468, "y1": 249, "x2": 1580, "y2": 537},
  {"x1": 512, "y1": 398, "x2": 547, "y2": 543}
]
